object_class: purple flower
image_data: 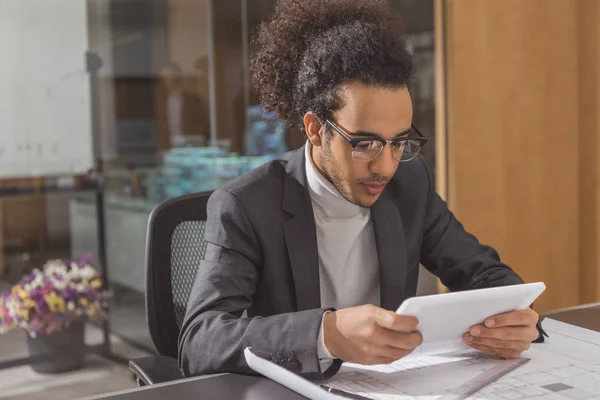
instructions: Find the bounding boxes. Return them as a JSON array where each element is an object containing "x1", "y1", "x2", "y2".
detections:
[{"x1": 78, "y1": 253, "x2": 94, "y2": 266}]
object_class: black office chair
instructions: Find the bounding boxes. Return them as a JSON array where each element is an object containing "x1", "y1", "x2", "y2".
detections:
[{"x1": 129, "y1": 191, "x2": 213, "y2": 386}]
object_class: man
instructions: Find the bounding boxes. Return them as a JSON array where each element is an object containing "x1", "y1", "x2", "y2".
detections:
[
  {"x1": 156, "y1": 62, "x2": 209, "y2": 150},
  {"x1": 179, "y1": 0, "x2": 542, "y2": 380}
]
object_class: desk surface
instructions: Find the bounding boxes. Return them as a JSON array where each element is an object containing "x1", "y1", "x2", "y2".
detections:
[
  {"x1": 84, "y1": 373, "x2": 307, "y2": 400},
  {"x1": 541, "y1": 302, "x2": 600, "y2": 332},
  {"x1": 87, "y1": 303, "x2": 600, "y2": 400}
]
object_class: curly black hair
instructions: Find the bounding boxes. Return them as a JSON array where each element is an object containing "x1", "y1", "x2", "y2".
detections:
[{"x1": 251, "y1": 0, "x2": 413, "y2": 133}]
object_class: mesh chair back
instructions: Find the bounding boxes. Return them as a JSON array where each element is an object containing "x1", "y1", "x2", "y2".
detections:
[
  {"x1": 145, "y1": 191, "x2": 212, "y2": 358},
  {"x1": 171, "y1": 221, "x2": 208, "y2": 327}
]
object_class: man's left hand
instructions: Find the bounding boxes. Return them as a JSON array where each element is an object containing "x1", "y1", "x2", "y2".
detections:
[{"x1": 462, "y1": 308, "x2": 539, "y2": 358}]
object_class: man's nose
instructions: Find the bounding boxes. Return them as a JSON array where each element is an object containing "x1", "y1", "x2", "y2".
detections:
[{"x1": 369, "y1": 144, "x2": 399, "y2": 178}]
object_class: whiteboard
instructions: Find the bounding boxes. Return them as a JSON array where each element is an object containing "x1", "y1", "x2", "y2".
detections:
[{"x1": 0, "y1": 0, "x2": 93, "y2": 178}]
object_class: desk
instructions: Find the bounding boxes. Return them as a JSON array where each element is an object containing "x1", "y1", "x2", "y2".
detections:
[
  {"x1": 83, "y1": 373, "x2": 306, "y2": 400},
  {"x1": 84, "y1": 304, "x2": 600, "y2": 400},
  {"x1": 541, "y1": 302, "x2": 600, "y2": 332}
]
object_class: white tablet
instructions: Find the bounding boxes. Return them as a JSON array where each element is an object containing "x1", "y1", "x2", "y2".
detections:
[{"x1": 396, "y1": 282, "x2": 546, "y2": 356}]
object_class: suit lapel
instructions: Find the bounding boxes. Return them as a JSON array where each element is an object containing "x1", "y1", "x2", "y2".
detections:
[
  {"x1": 371, "y1": 192, "x2": 408, "y2": 311},
  {"x1": 282, "y1": 146, "x2": 322, "y2": 311}
]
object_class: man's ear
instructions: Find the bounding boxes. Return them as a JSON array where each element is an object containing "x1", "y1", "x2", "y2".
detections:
[{"x1": 303, "y1": 112, "x2": 324, "y2": 147}]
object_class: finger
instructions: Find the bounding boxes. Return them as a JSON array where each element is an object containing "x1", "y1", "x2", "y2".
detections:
[
  {"x1": 468, "y1": 342, "x2": 522, "y2": 359},
  {"x1": 380, "y1": 345, "x2": 414, "y2": 360},
  {"x1": 375, "y1": 309, "x2": 419, "y2": 332},
  {"x1": 469, "y1": 324, "x2": 540, "y2": 342},
  {"x1": 357, "y1": 353, "x2": 399, "y2": 366},
  {"x1": 485, "y1": 308, "x2": 538, "y2": 328},
  {"x1": 373, "y1": 326, "x2": 423, "y2": 350},
  {"x1": 463, "y1": 333, "x2": 531, "y2": 353},
  {"x1": 365, "y1": 343, "x2": 413, "y2": 360}
]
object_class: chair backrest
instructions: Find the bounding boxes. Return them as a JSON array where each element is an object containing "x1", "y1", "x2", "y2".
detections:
[{"x1": 145, "y1": 191, "x2": 212, "y2": 358}]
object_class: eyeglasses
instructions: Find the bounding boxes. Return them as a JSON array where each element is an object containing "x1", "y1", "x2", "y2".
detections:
[{"x1": 325, "y1": 119, "x2": 428, "y2": 163}]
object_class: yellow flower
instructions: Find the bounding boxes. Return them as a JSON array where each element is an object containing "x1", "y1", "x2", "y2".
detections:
[
  {"x1": 91, "y1": 279, "x2": 102, "y2": 289},
  {"x1": 18, "y1": 307, "x2": 30, "y2": 321},
  {"x1": 23, "y1": 299, "x2": 36, "y2": 309},
  {"x1": 45, "y1": 292, "x2": 66, "y2": 313},
  {"x1": 18, "y1": 290, "x2": 28, "y2": 300},
  {"x1": 80, "y1": 298, "x2": 88, "y2": 307}
]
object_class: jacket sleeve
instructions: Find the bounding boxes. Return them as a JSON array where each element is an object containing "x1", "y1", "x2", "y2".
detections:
[
  {"x1": 177, "y1": 188, "x2": 341, "y2": 379},
  {"x1": 418, "y1": 158, "x2": 524, "y2": 291}
]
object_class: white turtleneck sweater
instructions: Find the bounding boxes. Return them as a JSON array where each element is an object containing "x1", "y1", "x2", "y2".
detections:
[{"x1": 304, "y1": 143, "x2": 381, "y2": 367}]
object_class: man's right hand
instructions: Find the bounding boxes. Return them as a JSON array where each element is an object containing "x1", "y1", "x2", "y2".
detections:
[{"x1": 323, "y1": 304, "x2": 423, "y2": 365}]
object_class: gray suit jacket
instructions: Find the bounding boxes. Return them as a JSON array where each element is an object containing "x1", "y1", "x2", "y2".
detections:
[{"x1": 178, "y1": 146, "x2": 523, "y2": 380}]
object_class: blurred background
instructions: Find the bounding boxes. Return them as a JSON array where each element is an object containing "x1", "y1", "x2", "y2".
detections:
[{"x1": 0, "y1": 0, "x2": 598, "y2": 399}]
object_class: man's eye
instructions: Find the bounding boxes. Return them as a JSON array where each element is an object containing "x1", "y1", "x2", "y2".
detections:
[{"x1": 355, "y1": 141, "x2": 378, "y2": 151}]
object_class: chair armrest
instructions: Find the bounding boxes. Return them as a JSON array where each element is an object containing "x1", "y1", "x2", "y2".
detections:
[{"x1": 129, "y1": 356, "x2": 185, "y2": 386}]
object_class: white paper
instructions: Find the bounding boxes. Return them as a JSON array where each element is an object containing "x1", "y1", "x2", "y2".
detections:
[
  {"x1": 331, "y1": 351, "x2": 514, "y2": 399},
  {"x1": 244, "y1": 348, "x2": 341, "y2": 400},
  {"x1": 540, "y1": 318, "x2": 600, "y2": 363},
  {"x1": 474, "y1": 319, "x2": 600, "y2": 400}
]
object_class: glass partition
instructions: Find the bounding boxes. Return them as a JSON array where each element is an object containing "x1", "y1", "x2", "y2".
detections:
[{"x1": 1, "y1": 0, "x2": 436, "y2": 352}]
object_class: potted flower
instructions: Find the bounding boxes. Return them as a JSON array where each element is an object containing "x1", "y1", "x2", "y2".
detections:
[{"x1": 0, "y1": 255, "x2": 109, "y2": 373}]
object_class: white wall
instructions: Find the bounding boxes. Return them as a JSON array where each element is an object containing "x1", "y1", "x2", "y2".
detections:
[{"x1": 0, "y1": 0, "x2": 93, "y2": 178}]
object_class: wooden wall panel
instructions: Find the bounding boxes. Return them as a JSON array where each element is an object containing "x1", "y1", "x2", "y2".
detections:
[
  {"x1": 434, "y1": 0, "x2": 448, "y2": 200},
  {"x1": 578, "y1": 0, "x2": 600, "y2": 304},
  {"x1": 444, "y1": 0, "x2": 580, "y2": 311}
]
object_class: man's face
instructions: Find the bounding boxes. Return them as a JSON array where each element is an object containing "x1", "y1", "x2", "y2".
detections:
[{"x1": 309, "y1": 82, "x2": 413, "y2": 208}]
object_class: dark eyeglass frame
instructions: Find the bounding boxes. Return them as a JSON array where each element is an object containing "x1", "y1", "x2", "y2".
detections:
[{"x1": 325, "y1": 119, "x2": 428, "y2": 163}]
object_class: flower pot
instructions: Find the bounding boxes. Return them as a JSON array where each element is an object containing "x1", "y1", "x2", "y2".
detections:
[{"x1": 26, "y1": 321, "x2": 85, "y2": 373}]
